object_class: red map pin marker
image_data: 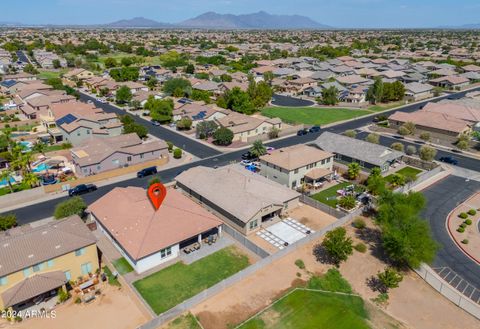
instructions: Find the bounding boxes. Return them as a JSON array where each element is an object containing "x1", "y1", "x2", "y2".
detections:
[{"x1": 148, "y1": 183, "x2": 167, "y2": 211}]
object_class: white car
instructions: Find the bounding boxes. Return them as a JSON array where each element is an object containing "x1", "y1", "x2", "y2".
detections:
[
  {"x1": 266, "y1": 146, "x2": 275, "y2": 153},
  {"x1": 240, "y1": 160, "x2": 252, "y2": 166}
]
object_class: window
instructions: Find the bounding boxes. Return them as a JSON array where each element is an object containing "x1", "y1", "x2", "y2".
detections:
[
  {"x1": 160, "y1": 247, "x2": 172, "y2": 258},
  {"x1": 83, "y1": 168, "x2": 88, "y2": 174},
  {"x1": 127, "y1": 156, "x2": 132, "y2": 162},
  {"x1": 23, "y1": 268, "x2": 31, "y2": 277},
  {"x1": 64, "y1": 271, "x2": 71, "y2": 281},
  {"x1": 77, "y1": 131, "x2": 81, "y2": 136},
  {"x1": 47, "y1": 259, "x2": 54, "y2": 267},
  {"x1": 0, "y1": 276, "x2": 7, "y2": 286},
  {"x1": 96, "y1": 165, "x2": 101, "y2": 170},
  {"x1": 75, "y1": 248, "x2": 85, "y2": 256},
  {"x1": 294, "y1": 169, "x2": 299, "y2": 174},
  {"x1": 32, "y1": 264, "x2": 41, "y2": 272},
  {"x1": 81, "y1": 262, "x2": 93, "y2": 275},
  {"x1": 249, "y1": 220, "x2": 258, "y2": 230},
  {"x1": 140, "y1": 153, "x2": 144, "y2": 159},
  {"x1": 86, "y1": 130, "x2": 90, "y2": 134}
]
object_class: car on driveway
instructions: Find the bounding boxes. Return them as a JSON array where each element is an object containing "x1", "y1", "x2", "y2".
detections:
[
  {"x1": 241, "y1": 152, "x2": 257, "y2": 160},
  {"x1": 137, "y1": 166, "x2": 158, "y2": 178},
  {"x1": 68, "y1": 184, "x2": 97, "y2": 196},
  {"x1": 439, "y1": 156, "x2": 458, "y2": 165},
  {"x1": 309, "y1": 126, "x2": 321, "y2": 133},
  {"x1": 240, "y1": 160, "x2": 252, "y2": 166}
]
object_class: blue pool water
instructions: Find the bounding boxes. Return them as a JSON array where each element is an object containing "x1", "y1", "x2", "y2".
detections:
[
  {"x1": 32, "y1": 163, "x2": 51, "y2": 172},
  {"x1": 0, "y1": 177, "x2": 15, "y2": 187}
]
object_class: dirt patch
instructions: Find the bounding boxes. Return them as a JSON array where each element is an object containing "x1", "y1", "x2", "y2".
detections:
[{"x1": 286, "y1": 204, "x2": 337, "y2": 231}]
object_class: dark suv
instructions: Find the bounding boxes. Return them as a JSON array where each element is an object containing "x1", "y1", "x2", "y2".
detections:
[
  {"x1": 137, "y1": 166, "x2": 158, "y2": 178},
  {"x1": 439, "y1": 156, "x2": 458, "y2": 165},
  {"x1": 68, "y1": 184, "x2": 97, "y2": 196}
]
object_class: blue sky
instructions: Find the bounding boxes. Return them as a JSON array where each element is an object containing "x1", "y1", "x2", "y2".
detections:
[{"x1": 4, "y1": 0, "x2": 480, "y2": 28}]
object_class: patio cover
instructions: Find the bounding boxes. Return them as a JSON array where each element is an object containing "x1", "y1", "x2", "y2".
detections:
[
  {"x1": 305, "y1": 168, "x2": 333, "y2": 181},
  {"x1": 1, "y1": 271, "x2": 66, "y2": 308}
]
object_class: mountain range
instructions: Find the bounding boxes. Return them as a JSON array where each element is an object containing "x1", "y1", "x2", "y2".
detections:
[{"x1": 104, "y1": 11, "x2": 331, "y2": 29}]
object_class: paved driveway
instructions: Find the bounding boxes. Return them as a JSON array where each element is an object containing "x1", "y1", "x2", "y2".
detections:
[{"x1": 421, "y1": 175, "x2": 480, "y2": 303}]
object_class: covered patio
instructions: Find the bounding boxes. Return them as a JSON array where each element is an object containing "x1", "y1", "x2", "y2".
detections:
[{"x1": 304, "y1": 167, "x2": 334, "y2": 188}]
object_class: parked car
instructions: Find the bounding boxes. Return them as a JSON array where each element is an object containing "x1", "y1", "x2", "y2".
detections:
[
  {"x1": 439, "y1": 156, "x2": 458, "y2": 165},
  {"x1": 240, "y1": 160, "x2": 252, "y2": 166},
  {"x1": 297, "y1": 129, "x2": 308, "y2": 136},
  {"x1": 266, "y1": 146, "x2": 275, "y2": 153},
  {"x1": 68, "y1": 184, "x2": 97, "y2": 196},
  {"x1": 241, "y1": 152, "x2": 257, "y2": 160},
  {"x1": 151, "y1": 120, "x2": 160, "y2": 126},
  {"x1": 309, "y1": 126, "x2": 321, "y2": 133},
  {"x1": 137, "y1": 166, "x2": 158, "y2": 178}
]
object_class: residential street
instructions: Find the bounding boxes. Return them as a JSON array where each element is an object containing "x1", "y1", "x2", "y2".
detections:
[{"x1": 421, "y1": 175, "x2": 480, "y2": 300}]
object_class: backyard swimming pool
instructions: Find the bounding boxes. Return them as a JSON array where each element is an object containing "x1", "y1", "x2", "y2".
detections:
[{"x1": 32, "y1": 163, "x2": 51, "y2": 172}]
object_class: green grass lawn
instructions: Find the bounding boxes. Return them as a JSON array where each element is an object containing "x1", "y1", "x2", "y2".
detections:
[
  {"x1": 0, "y1": 182, "x2": 31, "y2": 196},
  {"x1": 112, "y1": 257, "x2": 134, "y2": 275},
  {"x1": 368, "y1": 100, "x2": 406, "y2": 112},
  {"x1": 261, "y1": 107, "x2": 372, "y2": 125},
  {"x1": 102, "y1": 266, "x2": 121, "y2": 287},
  {"x1": 133, "y1": 246, "x2": 250, "y2": 314},
  {"x1": 385, "y1": 166, "x2": 422, "y2": 183},
  {"x1": 38, "y1": 69, "x2": 67, "y2": 80},
  {"x1": 237, "y1": 290, "x2": 369, "y2": 329},
  {"x1": 166, "y1": 313, "x2": 202, "y2": 329},
  {"x1": 311, "y1": 182, "x2": 354, "y2": 208}
]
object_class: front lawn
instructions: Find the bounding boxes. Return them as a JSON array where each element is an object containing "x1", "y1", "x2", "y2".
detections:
[
  {"x1": 261, "y1": 107, "x2": 372, "y2": 125},
  {"x1": 237, "y1": 289, "x2": 369, "y2": 329},
  {"x1": 133, "y1": 246, "x2": 250, "y2": 314},
  {"x1": 311, "y1": 182, "x2": 354, "y2": 208},
  {"x1": 38, "y1": 69, "x2": 67, "y2": 80},
  {"x1": 112, "y1": 257, "x2": 134, "y2": 275}
]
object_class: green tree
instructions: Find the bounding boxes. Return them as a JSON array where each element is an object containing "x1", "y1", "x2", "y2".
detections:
[
  {"x1": 52, "y1": 59, "x2": 61, "y2": 69},
  {"x1": 367, "y1": 172, "x2": 386, "y2": 196},
  {"x1": 191, "y1": 89, "x2": 211, "y2": 103},
  {"x1": 146, "y1": 77, "x2": 158, "y2": 90},
  {"x1": 0, "y1": 168, "x2": 14, "y2": 194},
  {"x1": 0, "y1": 213, "x2": 16, "y2": 231},
  {"x1": 104, "y1": 57, "x2": 118, "y2": 69},
  {"x1": 23, "y1": 63, "x2": 39, "y2": 74},
  {"x1": 389, "y1": 173, "x2": 406, "y2": 187},
  {"x1": 121, "y1": 57, "x2": 133, "y2": 67},
  {"x1": 223, "y1": 87, "x2": 255, "y2": 114},
  {"x1": 390, "y1": 142, "x2": 404, "y2": 152},
  {"x1": 263, "y1": 71, "x2": 274, "y2": 83},
  {"x1": 250, "y1": 140, "x2": 267, "y2": 157},
  {"x1": 22, "y1": 172, "x2": 39, "y2": 188},
  {"x1": 338, "y1": 195, "x2": 356, "y2": 210},
  {"x1": 115, "y1": 86, "x2": 132, "y2": 104},
  {"x1": 419, "y1": 145, "x2": 437, "y2": 161},
  {"x1": 145, "y1": 97, "x2": 173, "y2": 123},
  {"x1": 347, "y1": 162, "x2": 361, "y2": 180},
  {"x1": 176, "y1": 117, "x2": 192, "y2": 130},
  {"x1": 213, "y1": 127, "x2": 234, "y2": 146},
  {"x1": 196, "y1": 121, "x2": 218, "y2": 139},
  {"x1": 377, "y1": 191, "x2": 438, "y2": 268},
  {"x1": 163, "y1": 78, "x2": 192, "y2": 96},
  {"x1": 377, "y1": 267, "x2": 403, "y2": 292},
  {"x1": 123, "y1": 122, "x2": 148, "y2": 139},
  {"x1": 54, "y1": 196, "x2": 87, "y2": 219},
  {"x1": 321, "y1": 86, "x2": 339, "y2": 105},
  {"x1": 185, "y1": 63, "x2": 195, "y2": 74},
  {"x1": 343, "y1": 129, "x2": 356, "y2": 138},
  {"x1": 366, "y1": 77, "x2": 384, "y2": 104},
  {"x1": 248, "y1": 81, "x2": 273, "y2": 109},
  {"x1": 365, "y1": 133, "x2": 380, "y2": 144},
  {"x1": 320, "y1": 227, "x2": 353, "y2": 266}
]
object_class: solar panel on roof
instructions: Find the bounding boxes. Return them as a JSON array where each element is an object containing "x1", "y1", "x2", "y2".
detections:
[
  {"x1": 55, "y1": 113, "x2": 77, "y2": 126},
  {"x1": 1, "y1": 80, "x2": 17, "y2": 88}
]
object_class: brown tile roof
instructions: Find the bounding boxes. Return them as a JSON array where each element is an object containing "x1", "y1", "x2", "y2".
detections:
[
  {"x1": 260, "y1": 145, "x2": 333, "y2": 171},
  {"x1": 88, "y1": 186, "x2": 222, "y2": 260},
  {"x1": 0, "y1": 215, "x2": 96, "y2": 277},
  {"x1": 1, "y1": 271, "x2": 67, "y2": 308},
  {"x1": 389, "y1": 111, "x2": 470, "y2": 134}
]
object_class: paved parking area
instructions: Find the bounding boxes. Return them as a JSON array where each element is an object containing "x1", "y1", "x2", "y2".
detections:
[{"x1": 433, "y1": 266, "x2": 480, "y2": 304}]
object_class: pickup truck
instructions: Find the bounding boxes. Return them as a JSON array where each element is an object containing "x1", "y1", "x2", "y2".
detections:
[{"x1": 68, "y1": 184, "x2": 97, "y2": 197}]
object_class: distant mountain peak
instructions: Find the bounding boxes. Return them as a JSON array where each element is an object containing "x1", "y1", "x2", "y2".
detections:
[
  {"x1": 105, "y1": 17, "x2": 171, "y2": 28},
  {"x1": 179, "y1": 11, "x2": 331, "y2": 29}
]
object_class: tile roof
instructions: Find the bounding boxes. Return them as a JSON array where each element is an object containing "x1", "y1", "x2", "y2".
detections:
[
  {"x1": 88, "y1": 186, "x2": 222, "y2": 260},
  {"x1": 260, "y1": 145, "x2": 333, "y2": 171}
]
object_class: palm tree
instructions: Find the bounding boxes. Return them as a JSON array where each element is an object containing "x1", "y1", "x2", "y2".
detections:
[
  {"x1": 33, "y1": 142, "x2": 46, "y2": 156},
  {"x1": 250, "y1": 140, "x2": 267, "y2": 158},
  {"x1": 0, "y1": 168, "x2": 14, "y2": 193},
  {"x1": 347, "y1": 162, "x2": 361, "y2": 180},
  {"x1": 22, "y1": 172, "x2": 39, "y2": 188}
]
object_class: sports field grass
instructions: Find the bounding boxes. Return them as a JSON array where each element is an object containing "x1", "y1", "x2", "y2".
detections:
[
  {"x1": 237, "y1": 290, "x2": 370, "y2": 329},
  {"x1": 133, "y1": 246, "x2": 250, "y2": 314},
  {"x1": 166, "y1": 313, "x2": 202, "y2": 329},
  {"x1": 262, "y1": 106, "x2": 372, "y2": 125}
]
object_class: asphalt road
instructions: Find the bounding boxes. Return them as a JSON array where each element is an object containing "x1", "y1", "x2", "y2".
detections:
[
  {"x1": 5, "y1": 86, "x2": 480, "y2": 223},
  {"x1": 421, "y1": 175, "x2": 480, "y2": 300},
  {"x1": 79, "y1": 93, "x2": 221, "y2": 159}
]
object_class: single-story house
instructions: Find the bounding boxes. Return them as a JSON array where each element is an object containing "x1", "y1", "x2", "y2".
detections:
[
  {"x1": 71, "y1": 133, "x2": 168, "y2": 176},
  {"x1": 89, "y1": 186, "x2": 223, "y2": 273},
  {"x1": 215, "y1": 112, "x2": 282, "y2": 143},
  {"x1": 429, "y1": 76, "x2": 469, "y2": 90},
  {"x1": 259, "y1": 145, "x2": 334, "y2": 189},
  {"x1": 314, "y1": 132, "x2": 404, "y2": 172},
  {"x1": 404, "y1": 82, "x2": 434, "y2": 101},
  {"x1": 176, "y1": 165, "x2": 300, "y2": 236}
]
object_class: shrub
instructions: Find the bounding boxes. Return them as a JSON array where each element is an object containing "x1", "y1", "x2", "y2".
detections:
[
  {"x1": 295, "y1": 259, "x2": 305, "y2": 270},
  {"x1": 465, "y1": 219, "x2": 472, "y2": 225},
  {"x1": 54, "y1": 197, "x2": 87, "y2": 219},
  {"x1": 406, "y1": 145, "x2": 417, "y2": 155},
  {"x1": 354, "y1": 243, "x2": 367, "y2": 253},
  {"x1": 461, "y1": 239, "x2": 469, "y2": 244},
  {"x1": 468, "y1": 209, "x2": 476, "y2": 216},
  {"x1": 173, "y1": 148, "x2": 182, "y2": 159},
  {"x1": 166, "y1": 141, "x2": 173, "y2": 152},
  {"x1": 458, "y1": 212, "x2": 468, "y2": 219},
  {"x1": 58, "y1": 288, "x2": 70, "y2": 303},
  {"x1": 352, "y1": 217, "x2": 366, "y2": 230},
  {"x1": 398, "y1": 126, "x2": 410, "y2": 136},
  {"x1": 74, "y1": 297, "x2": 82, "y2": 304},
  {"x1": 460, "y1": 223, "x2": 467, "y2": 229},
  {"x1": 457, "y1": 227, "x2": 465, "y2": 233}
]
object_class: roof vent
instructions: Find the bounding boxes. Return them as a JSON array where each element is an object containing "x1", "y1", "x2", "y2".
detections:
[
  {"x1": 28, "y1": 254, "x2": 34, "y2": 258},
  {"x1": 3, "y1": 243, "x2": 9, "y2": 248},
  {"x1": 55, "y1": 245, "x2": 61, "y2": 249}
]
